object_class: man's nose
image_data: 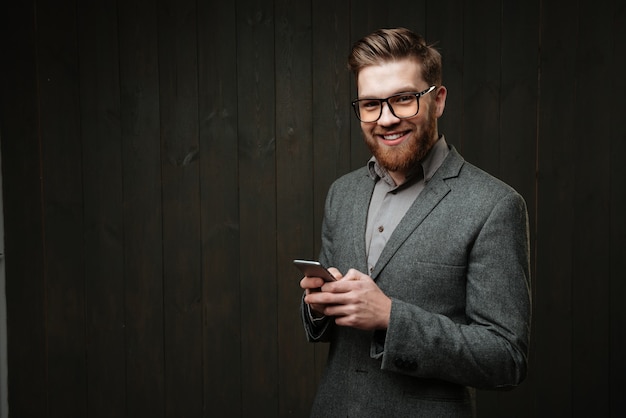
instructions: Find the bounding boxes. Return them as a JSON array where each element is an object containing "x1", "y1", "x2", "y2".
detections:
[{"x1": 377, "y1": 102, "x2": 400, "y2": 125}]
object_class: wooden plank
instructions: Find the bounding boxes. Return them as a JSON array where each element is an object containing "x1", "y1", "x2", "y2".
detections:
[
  {"x1": 236, "y1": 1, "x2": 278, "y2": 415},
  {"x1": 157, "y1": 0, "x2": 203, "y2": 416},
  {"x1": 196, "y1": 1, "x2": 242, "y2": 416},
  {"x1": 35, "y1": 1, "x2": 87, "y2": 416},
  {"x1": 117, "y1": 0, "x2": 165, "y2": 416},
  {"x1": 274, "y1": 1, "x2": 316, "y2": 416},
  {"x1": 311, "y1": 0, "x2": 352, "y2": 383},
  {"x1": 570, "y1": 1, "x2": 612, "y2": 416},
  {"x1": 0, "y1": 2, "x2": 47, "y2": 416},
  {"x1": 533, "y1": 0, "x2": 578, "y2": 414},
  {"x1": 77, "y1": 2, "x2": 126, "y2": 416},
  {"x1": 609, "y1": 4, "x2": 626, "y2": 416}
]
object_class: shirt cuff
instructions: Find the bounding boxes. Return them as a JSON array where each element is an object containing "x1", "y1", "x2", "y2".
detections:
[{"x1": 307, "y1": 304, "x2": 327, "y2": 323}]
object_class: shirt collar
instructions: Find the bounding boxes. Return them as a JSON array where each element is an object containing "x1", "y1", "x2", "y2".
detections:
[{"x1": 367, "y1": 135, "x2": 450, "y2": 187}]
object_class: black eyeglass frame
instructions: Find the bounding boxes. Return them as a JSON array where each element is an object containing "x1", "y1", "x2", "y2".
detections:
[{"x1": 351, "y1": 85, "x2": 437, "y2": 123}]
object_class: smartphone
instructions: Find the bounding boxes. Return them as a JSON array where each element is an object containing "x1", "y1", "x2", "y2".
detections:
[{"x1": 293, "y1": 259, "x2": 336, "y2": 282}]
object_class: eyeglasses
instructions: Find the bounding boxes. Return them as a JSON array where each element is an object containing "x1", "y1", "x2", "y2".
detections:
[{"x1": 351, "y1": 85, "x2": 436, "y2": 123}]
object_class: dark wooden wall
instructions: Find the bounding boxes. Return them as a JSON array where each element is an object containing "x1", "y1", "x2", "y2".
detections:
[{"x1": 1, "y1": 0, "x2": 624, "y2": 417}]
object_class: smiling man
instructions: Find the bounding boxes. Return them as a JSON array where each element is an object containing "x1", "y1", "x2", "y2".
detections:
[{"x1": 299, "y1": 28, "x2": 531, "y2": 417}]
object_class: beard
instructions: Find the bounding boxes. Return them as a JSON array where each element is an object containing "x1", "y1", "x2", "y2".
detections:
[{"x1": 365, "y1": 106, "x2": 438, "y2": 173}]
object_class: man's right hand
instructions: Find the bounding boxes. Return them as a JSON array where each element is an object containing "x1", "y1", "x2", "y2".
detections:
[{"x1": 300, "y1": 267, "x2": 343, "y2": 316}]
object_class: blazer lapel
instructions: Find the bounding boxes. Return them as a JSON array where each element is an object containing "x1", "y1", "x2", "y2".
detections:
[{"x1": 370, "y1": 147, "x2": 465, "y2": 279}]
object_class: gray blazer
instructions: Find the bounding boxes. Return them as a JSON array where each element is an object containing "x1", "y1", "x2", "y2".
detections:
[{"x1": 303, "y1": 146, "x2": 531, "y2": 417}]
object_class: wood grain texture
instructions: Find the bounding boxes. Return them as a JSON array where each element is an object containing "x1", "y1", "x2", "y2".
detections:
[
  {"x1": 609, "y1": 6, "x2": 626, "y2": 418},
  {"x1": 1, "y1": 0, "x2": 625, "y2": 416},
  {"x1": 78, "y1": 1, "x2": 126, "y2": 416},
  {"x1": 35, "y1": 1, "x2": 87, "y2": 416},
  {"x1": 275, "y1": 0, "x2": 317, "y2": 416},
  {"x1": 157, "y1": 0, "x2": 204, "y2": 415},
  {"x1": 118, "y1": 1, "x2": 165, "y2": 416},
  {"x1": 0, "y1": 1, "x2": 47, "y2": 417},
  {"x1": 236, "y1": 1, "x2": 279, "y2": 415},
  {"x1": 535, "y1": 0, "x2": 578, "y2": 415},
  {"x1": 197, "y1": 0, "x2": 242, "y2": 416}
]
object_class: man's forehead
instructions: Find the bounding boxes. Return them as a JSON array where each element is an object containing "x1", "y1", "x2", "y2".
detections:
[{"x1": 356, "y1": 59, "x2": 425, "y2": 96}]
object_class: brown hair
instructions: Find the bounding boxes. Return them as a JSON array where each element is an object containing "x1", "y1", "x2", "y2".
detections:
[{"x1": 348, "y1": 28, "x2": 442, "y2": 86}]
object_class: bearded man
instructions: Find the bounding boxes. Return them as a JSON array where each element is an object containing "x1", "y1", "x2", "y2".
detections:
[{"x1": 299, "y1": 28, "x2": 531, "y2": 418}]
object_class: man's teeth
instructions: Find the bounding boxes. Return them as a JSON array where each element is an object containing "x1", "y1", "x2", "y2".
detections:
[{"x1": 383, "y1": 133, "x2": 403, "y2": 141}]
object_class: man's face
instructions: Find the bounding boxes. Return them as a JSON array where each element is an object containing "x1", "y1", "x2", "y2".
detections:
[{"x1": 357, "y1": 58, "x2": 446, "y2": 177}]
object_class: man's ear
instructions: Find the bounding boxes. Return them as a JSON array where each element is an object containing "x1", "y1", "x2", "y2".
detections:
[{"x1": 434, "y1": 85, "x2": 447, "y2": 118}]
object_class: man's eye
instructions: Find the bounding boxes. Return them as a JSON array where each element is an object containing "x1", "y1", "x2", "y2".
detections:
[
  {"x1": 394, "y1": 95, "x2": 414, "y2": 103},
  {"x1": 361, "y1": 100, "x2": 380, "y2": 109}
]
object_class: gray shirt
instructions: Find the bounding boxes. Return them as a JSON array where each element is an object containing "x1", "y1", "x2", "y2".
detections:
[{"x1": 365, "y1": 136, "x2": 450, "y2": 273}]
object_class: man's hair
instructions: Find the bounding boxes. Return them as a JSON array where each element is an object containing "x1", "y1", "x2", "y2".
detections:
[{"x1": 348, "y1": 28, "x2": 442, "y2": 86}]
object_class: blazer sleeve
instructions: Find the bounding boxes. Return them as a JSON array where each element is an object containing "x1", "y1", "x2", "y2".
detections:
[
  {"x1": 379, "y1": 191, "x2": 531, "y2": 389},
  {"x1": 300, "y1": 294, "x2": 333, "y2": 342},
  {"x1": 300, "y1": 181, "x2": 339, "y2": 342}
]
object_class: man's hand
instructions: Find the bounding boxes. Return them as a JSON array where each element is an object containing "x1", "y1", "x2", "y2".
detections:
[
  {"x1": 301, "y1": 268, "x2": 391, "y2": 330},
  {"x1": 300, "y1": 267, "x2": 343, "y2": 317}
]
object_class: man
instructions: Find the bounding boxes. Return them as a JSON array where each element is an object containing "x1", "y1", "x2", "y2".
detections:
[{"x1": 300, "y1": 28, "x2": 531, "y2": 417}]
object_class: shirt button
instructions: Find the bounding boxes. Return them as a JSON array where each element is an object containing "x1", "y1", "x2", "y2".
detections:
[{"x1": 378, "y1": 225, "x2": 384, "y2": 233}]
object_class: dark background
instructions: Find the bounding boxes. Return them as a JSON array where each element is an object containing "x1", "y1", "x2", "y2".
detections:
[{"x1": 1, "y1": 0, "x2": 624, "y2": 417}]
